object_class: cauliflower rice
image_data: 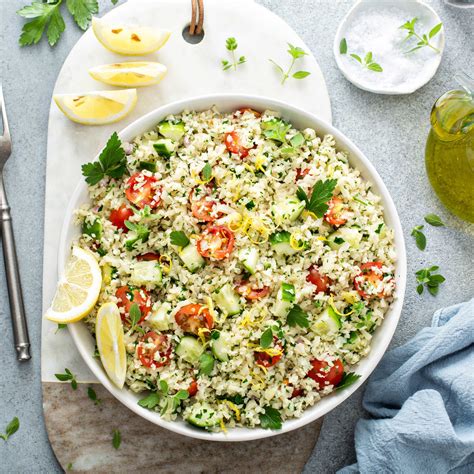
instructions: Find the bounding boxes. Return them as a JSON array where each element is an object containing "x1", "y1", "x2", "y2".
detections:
[{"x1": 77, "y1": 107, "x2": 396, "y2": 431}]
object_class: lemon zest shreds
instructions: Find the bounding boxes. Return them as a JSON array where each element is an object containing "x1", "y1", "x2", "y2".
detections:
[
  {"x1": 342, "y1": 291, "x2": 360, "y2": 304},
  {"x1": 255, "y1": 364, "x2": 268, "y2": 374},
  {"x1": 239, "y1": 313, "x2": 252, "y2": 327},
  {"x1": 191, "y1": 169, "x2": 213, "y2": 186},
  {"x1": 251, "y1": 369, "x2": 267, "y2": 385},
  {"x1": 317, "y1": 236, "x2": 327, "y2": 241},
  {"x1": 290, "y1": 232, "x2": 305, "y2": 250},
  {"x1": 243, "y1": 163, "x2": 255, "y2": 174},
  {"x1": 254, "y1": 348, "x2": 283, "y2": 357},
  {"x1": 197, "y1": 327, "x2": 211, "y2": 344},
  {"x1": 159, "y1": 255, "x2": 172, "y2": 274},
  {"x1": 254, "y1": 155, "x2": 267, "y2": 172},
  {"x1": 223, "y1": 400, "x2": 241, "y2": 421},
  {"x1": 328, "y1": 297, "x2": 352, "y2": 317},
  {"x1": 219, "y1": 419, "x2": 228, "y2": 433}
]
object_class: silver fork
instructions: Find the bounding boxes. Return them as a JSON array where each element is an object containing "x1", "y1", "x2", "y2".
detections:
[{"x1": 0, "y1": 84, "x2": 31, "y2": 361}]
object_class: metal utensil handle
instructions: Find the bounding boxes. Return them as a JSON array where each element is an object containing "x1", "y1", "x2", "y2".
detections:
[{"x1": 0, "y1": 182, "x2": 31, "y2": 361}]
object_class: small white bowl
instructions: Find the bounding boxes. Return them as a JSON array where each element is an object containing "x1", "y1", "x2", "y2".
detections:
[
  {"x1": 59, "y1": 94, "x2": 407, "y2": 442},
  {"x1": 334, "y1": 0, "x2": 445, "y2": 95}
]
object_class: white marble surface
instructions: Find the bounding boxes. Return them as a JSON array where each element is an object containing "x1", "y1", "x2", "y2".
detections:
[{"x1": 40, "y1": 0, "x2": 332, "y2": 383}]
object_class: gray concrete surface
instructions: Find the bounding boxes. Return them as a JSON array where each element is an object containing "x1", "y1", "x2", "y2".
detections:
[{"x1": 0, "y1": 0, "x2": 473, "y2": 472}]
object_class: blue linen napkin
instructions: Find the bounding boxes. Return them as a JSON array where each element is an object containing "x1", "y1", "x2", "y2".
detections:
[{"x1": 339, "y1": 299, "x2": 474, "y2": 474}]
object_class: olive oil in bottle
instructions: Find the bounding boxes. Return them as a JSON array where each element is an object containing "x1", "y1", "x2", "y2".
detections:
[{"x1": 425, "y1": 77, "x2": 474, "y2": 223}]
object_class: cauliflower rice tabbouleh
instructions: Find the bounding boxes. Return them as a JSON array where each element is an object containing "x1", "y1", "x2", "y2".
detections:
[{"x1": 77, "y1": 106, "x2": 396, "y2": 431}]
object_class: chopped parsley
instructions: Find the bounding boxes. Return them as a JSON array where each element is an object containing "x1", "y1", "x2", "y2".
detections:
[
  {"x1": 287, "y1": 305, "x2": 310, "y2": 328},
  {"x1": 297, "y1": 179, "x2": 337, "y2": 217}
]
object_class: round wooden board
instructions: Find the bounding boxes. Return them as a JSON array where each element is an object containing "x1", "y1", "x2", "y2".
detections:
[{"x1": 43, "y1": 383, "x2": 322, "y2": 473}]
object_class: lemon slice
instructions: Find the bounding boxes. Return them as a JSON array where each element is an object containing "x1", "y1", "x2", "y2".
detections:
[
  {"x1": 92, "y1": 17, "x2": 171, "y2": 55},
  {"x1": 53, "y1": 89, "x2": 137, "y2": 125},
  {"x1": 89, "y1": 61, "x2": 167, "y2": 87},
  {"x1": 96, "y1": 302, "x2": 126, "y2": 388},
  {"x1": 45, "y1": 247, "x2": 102, "y2": 323}
]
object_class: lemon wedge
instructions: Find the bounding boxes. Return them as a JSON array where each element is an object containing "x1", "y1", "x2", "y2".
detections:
[
  {"x1": 92, "y1": 17, "x2": 171, "y2": 55},
  {"x1": 53, "y1": 89, "x2": 137, "y2": 125},
  {"x1": 96, "y1": 302, "x2": 126, "y2": 388},
  {"x1": 45, "y1": 247, "x2": 102, "y2": 323},
  {"x1": 89, "y1": 61, "x2": 167, "y2": 87}
]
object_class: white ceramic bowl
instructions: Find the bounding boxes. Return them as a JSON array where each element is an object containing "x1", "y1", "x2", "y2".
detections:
[{"x1": 60, "y1": 94, "x2": 407, "y2": 442}]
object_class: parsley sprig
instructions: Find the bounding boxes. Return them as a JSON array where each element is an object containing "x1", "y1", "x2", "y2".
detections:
[
  {"x1": 222, "y1": 37, "x2": 246, "y2": 71},
  {"x1": 287, "y1": 305, "x2": 309, "y2": 328},
  {"x1": 336, "y1": 372, "x2": 361, "y2": 391},
  {"x1": 0, "y1": 417, "x2": 19, "y2": 442},
  {"x1": 259, "y1": 406, "x2": 282, "y2": 430},
  {"x1": 138, "y1": 380, "x2": 189, "y2": 415},
  {"x1": 340, "y1": 38, "x2": 383, "y2": 72},
  {"x1": 297, "y1": 179, "x2": 337, "y2": 218},
  {"x1": 415, "y1": 266, "x2": 445, "y2": 296},
  {"x1": 55, "y1": 368, "x2": 78, "y2": 390},
  {"x1": 17, "y1": 0, "x2": 118, "y2": 47},
  {"x1": 82, "y1": 132, "x2": 127, "y2": 185},
  {"x1": 269, "y1": 43, "x2": 311, "y2": 85},
  {"x1": 400, "y1": 18, "x2": 442, "y2": 54}
]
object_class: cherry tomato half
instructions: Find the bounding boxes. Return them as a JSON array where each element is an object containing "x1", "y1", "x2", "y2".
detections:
[
  {"x1": 306, "y1": 265, "x2": 332, "y2": 294},
  {"x1": 291, "y1": 387, "x2": 304, "y2": 399},
  {"x1": 115, "y1": 286, "x2": 152, "y2": 324},
  {"x1": 224, "y1": 131, "x2": 251, "y2": 158},
  {"x1": 324, "y1": 197, "x2": 347, "y2": 227},
  {"x1": 191, "y1": 199, "x2": 219, "y2": 222},
  {"x1": 175, "y1": 303, "x2": 214, "y2": 335},
  {"x1": 109, "y1": 204, "x2": 134, "y2": 231},
  {"x1": 187, "y1": 380, "x2": 198, "y2": 397},
  {"x1": 236, "y1": 282, "x2": 271, "y2": 300},
  {"x1": 254, "y1": 338, "x2": 283, "y2": 368},
  {"x1": 307, "y1": 358, "x2": 344, "y2": 388},
  {"x1": 136, "y1": 252, "x2": 160, "y2": 261},
  {"x1": 137, "y1": 332, "x2": 172, "y2": 368},
  {"x1": 234, "y1": 107, "x2": 261, "y2": 118},
  {"x1": 354, "y1": 261, "x2": 385, "y2": 300},
  {"x1": 125, "y1": 173, "x2": 162, "y2": 209},
  {"x1": 197, "y1": 226, "x2": 235, "y2": 260}
]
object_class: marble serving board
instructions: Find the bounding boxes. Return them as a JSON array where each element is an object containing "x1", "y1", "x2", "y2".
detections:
[{"x1": 41, "y1": 0, "x2": 331, "y2": 469}]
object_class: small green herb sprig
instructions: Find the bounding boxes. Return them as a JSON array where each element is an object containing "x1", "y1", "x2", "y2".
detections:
[
  {"x1": 222, "y1": 37, "x2": 246, "y2": 71},
  {"x1": 400, "y1": 18, "x2": 443, "y2": 54},
  {"x1": 336, "y1": 372, "x2": 361, "y2": 391},
  {"x1": 17, "y1": 0, "x2": 119, "y2": 47},
  {"x1": 55, "y1": 368, "x2": 78, "y2": 390},
  {"x1": 87, "y1": 387, "x2": 102, "y2": 405},
  {"x1": 297, "y1": 179, "x2": 338, "y2": 218},
  {"x1": 138, "y1": 380, "x2": 189, "y2": 415},
  {"x1": 415, "y1": 266, "x2": 445, "y2": 296},
  {"x1": 0, "y1": 417, "x2": 19, "y2": 441},
  {"x1": 269, "y1": 43, "x2": 311, "y2": 85},
  {"x1": 424, "y1": 213, "x2": 445, "y2": 227},
  {"x1": 411, "y1": 225, "x2": 427, "y2": 251},
  {"x1": 112, "y1": 429, "x2": 121, "y2": 449},
  {"x1": 339, "y1": 38, "x2": 383, "y2": 72},
  {"x1": 260, "y1": 406, "x2": 282, "y2": 430}
]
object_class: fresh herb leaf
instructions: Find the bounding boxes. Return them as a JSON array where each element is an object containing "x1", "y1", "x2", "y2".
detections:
[
  {"x1": 81, "y1": 132, "x2": 127, "y2": 185},
  {"x1": 54, "y1": 368, "x2": 77, "y2": 390},
  {"x1": 245, "y1": 200, "x2": 255, "y2": 210},
  {"x1": 350, "y1": 53, "x2": 362, "y2": 63},
  {"x1": 260, "y1": 327, "x2": 273, "y2": 348},
  {"x1": 17, "y1": 1, "x2": 66, "y2": 47},
  {"x1": 222, "y1": 37, "x2": 246, "y2": 71},
  {"x1": 170, "y1": 231, "x2": 190, "y2": 248},
  {"x1": 124, "y1": 221, "x2": 150, "y2": 250},
  {"x1": 411, "y1": 225, "x2": 427, "y2": 251},
  {"x1": 350, "y1": 50, "x2": 383, "y2": 72},
  {"x1": 66, "y1": 462, "x2": 73, "y2": 471},
  {"x1": 112, "y1": 429, "x2": 121, "y2": 449},
  {"x1": 269, "y1": 43, "x2": 311, "y2": 85},
  {"x1": 0, "y1": 417, "x2": 20, "y2": 441},
  {"x1": 66, "y1": 0, "x2": 99, "y2": 31},
  {"x1": 259, "y1": 406, "x2": 282, "y2": 430},
  {"x1": 159, "y1": 380, "x2": 169, "y2": 395},
  {"x1": 297, "y1": 179, "x2": 337, "y2": 218},
  {"x1": 87, "y1": 386, "x2": 101, "y2": 405},
  {"x1": 201, "y1": 163, "x2": 212, "y2": 181},
  {"x1": 138, "y1": 392, "x2": 161, "y2": 409},
  {"x1": 287, "y1": 304, "x2": 309, "y2": 328},
  {"x1": 174, "y1": 390, "x2": 189, "y2": 400},
  {"x1": 199, "y1": 353, "x2": 215, "y2": 376},
  {"x1": 261, "y1": 118, "x2": 291, "y2": 143},
  {"x1": 375, "y1": 223, "x2": 384, "y2": 234},
  {"x1": 55, "y1": 323, "x2": 67, "y2": 333},
  {"x1": 415, "y1": 266, "x2": 445, "y2": 296},
  {"x1": 400, "y1": 17, "x2": 442, "y2": 54},
  {"x1": 129, "y1": 303, "x2": 142, "y2": 329},
  {"x1": 367, "y1": 62, "x2": 383, "y2": 72},
  {"x1": 424, "y1": 213, "x2": 445, "y2": 227},
  {"x1": 336, "y1": 372, "x2": 361, "y2": 391},
  {"x1": 339, "y1": 38, "x2": 347, "y2": 54}
]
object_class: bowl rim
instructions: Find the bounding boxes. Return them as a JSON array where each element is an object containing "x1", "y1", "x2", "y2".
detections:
[
  {"x1": 60, "y1": 93, "x2": 407, "y2": 442},
  {"x1": 332, "y1": 0, "x2": 445, "y2": 95}
]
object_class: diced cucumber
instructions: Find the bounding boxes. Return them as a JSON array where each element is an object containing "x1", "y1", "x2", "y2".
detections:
[
  {"x1": 214, "y1": 283, "x2": 241, "y2": 316},
  {"x1": 102, "y1": 263, "x2": 114, "y2": 285},
  {"x1": 138, "y1": 161, "x2": 157, "y2": 172},
  {"x1": 327, "y1": 227, "x2": 362, "y2": 250},
  {"x1": 175, "y1": 336, "x2": 204, "y2": 364},
  {"x1": 273, "y1": 283, "x2": 295, "y2": 317},
  {"x1": 130, "y1": 261, "x2": 162, "y2": 286},
  {"x1": 312, "y1": 306, "x2": 341, "y2": 336},
  {"x1": 270, "y1": 231, "x2": 298, "y2": 257},
  {"x1": 211, "y1": 331, "x2": 232, "y2": 362},
  {"x1": 179, "y1": 244, "x2": 205, "y2": 273},
  {"x1": 186, "y1": 403, "x2": 221, "y2": 428},
  {"x1": 290, "y1": 132, "x2": 305, "y2": 147},
  {"x1": 158, "y1": 120, "x2": 185, "y2": 141},
  {"x1": 271, "y1": 197, "x2": 305, "y2": 225},
  {"x1": 82, "y1": 218, "x2": 102, "y2": 239},
  {"x1": 153, "y1": 139, "x2": 176, "y2": 158},
  {"x1": 238, "y1": 247, "x2": 259, "y2": 274},
  {"x1": 148, "y1": 302, "x2": 172, "y2": 331}
]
